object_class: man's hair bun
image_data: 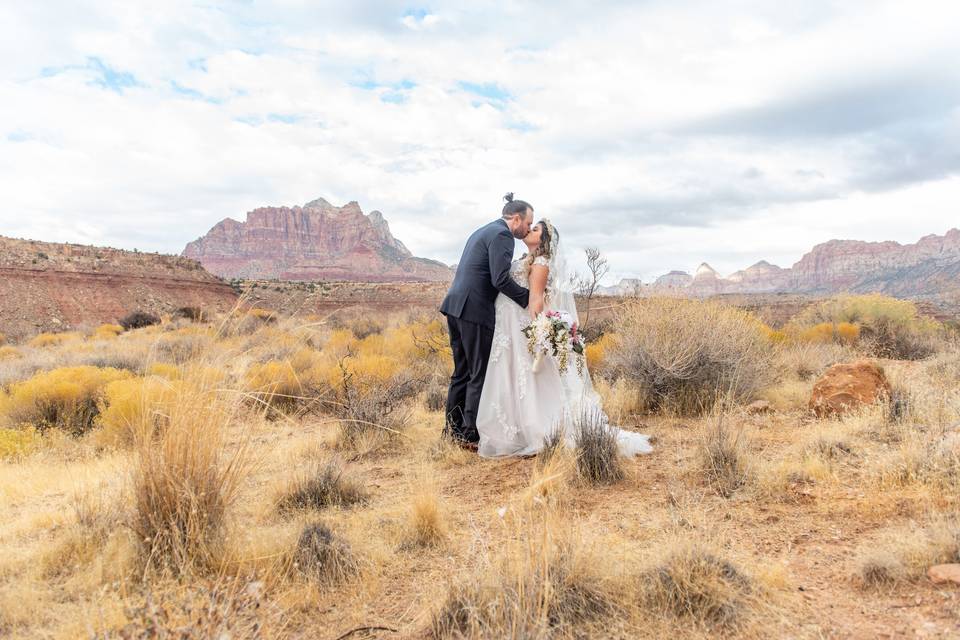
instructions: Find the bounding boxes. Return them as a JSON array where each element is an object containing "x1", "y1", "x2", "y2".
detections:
[{"x1": 503, "y1": 192, "x2": 514, "y2": 203}]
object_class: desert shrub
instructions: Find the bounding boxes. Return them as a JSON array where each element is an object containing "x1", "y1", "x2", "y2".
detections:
[
  {"x1": 93, "y1": 324, "x2": 124, "y2": 339},
  {"x1": 855, "y1": 518, "x2": 960, "y2": 588},
  {"x1": 153, "y1": 331, "x2": 214, "y2": 364},
  {"x1": 293, "y1": 522, "x2": 359, "y2": 585},
  {"x1": 147, "y1": 362, "x2": 180, "y2": 380},
  {"x1": 0, "y1": 426, "x2": 41, "y2": 459},
  {"x1": 876, "y1": 432, "x2": 960, "y2": 491},
  {"x1": 431, "y1": 531, "x2": 616, "y2": 638},
  {"x1": 0, "y1": 366, "x2": 131, "y2": 434},
  {"x1": 698, "y1": 413, "x2": 750, "y2": 497},
  {"x1": 573, "y1": 408, "x2": 624, "y2": 485},
  {"x1": 105, "y1": 580, "x2": 280, "y2": 639},
  {"x1": 276, "y1": 458, "x2": 368, "y2": 513},
  {"x1": 593, "y1": 376, "x2": 647, "y2": 421},
  {"x1": 639, "y1": 542, "x2": 758, "y2": 631},
  {"x1": 327, "y1": 350, "x2": 422, "y2": 449},
  {"x1": 119, "y1": 310, "x2": 161, "y2": 331},
  {"x1": 423, "y1": 376, "x2": 447, "y2": 412},
  {"x1": 585, "y1": 332, "x2": 616, "y2": 373},
  {"x1": 174, "y1": 306, "x2": 207, "y2": 322},
  {"x1": 789, "y1": 294, "x2": 942, "y2": 359},
  {"x1": 130, "y1": 374, "x2": 249, "y2": 576},
  {"x1": 776, "y1": 341, "x2": 853, "y2": 381},
  {"x1": 0, "y1": 332, "x2": 5, "y2": 344},
  {"x1": 349, "y1": 316, "x2": 383, "y2": 340},
  {"x1": 244, "y1": 348, "x2": 330, "y2": 415},
  {"x1": 97, "y1": 376, "x2": 179, "y2": 447},
  {"x1": 605, "y1": 298, "x2": 774, "y2": 415},
  {"x1": 0, "y1": 345, "x2": 22, "y2": 360},
  {"x1": 29, "y1": 331, "x2": 82, "y2": 348}
]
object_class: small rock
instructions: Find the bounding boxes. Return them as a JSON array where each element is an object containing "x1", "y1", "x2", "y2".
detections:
[
  {"x1": 746, "y1": 400, "x2": 773, "y2": 415},
  {"x1": 928, "y1": 564, "x2": 960, "y2": 585}
]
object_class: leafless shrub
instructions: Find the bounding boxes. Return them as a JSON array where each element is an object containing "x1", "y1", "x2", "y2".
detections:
[{"x1": 607, "y1": 298, "x2": 774, "y2": 415}]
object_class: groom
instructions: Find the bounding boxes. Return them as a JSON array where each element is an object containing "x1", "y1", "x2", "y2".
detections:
[{"x1": 440, "y1": 193, "x2": 533, "y2": 448}]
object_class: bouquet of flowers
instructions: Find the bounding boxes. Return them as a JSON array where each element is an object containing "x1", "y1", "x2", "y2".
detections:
[{"x1": 522, "y1": 309, "x2": 585, "y2": 376}]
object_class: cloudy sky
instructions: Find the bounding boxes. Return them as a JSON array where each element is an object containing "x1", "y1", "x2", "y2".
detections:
[{"x1": 2, "y1": 1, "x2": 959, "y2": 283}]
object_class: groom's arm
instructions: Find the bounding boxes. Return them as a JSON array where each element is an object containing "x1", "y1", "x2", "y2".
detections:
[{"x1": 488, "y1": 231, "x2": 530, "y2": 308}]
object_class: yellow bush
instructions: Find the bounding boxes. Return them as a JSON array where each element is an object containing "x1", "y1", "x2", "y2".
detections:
[
  {"x1": 836, "y1": 322, "x2": 860, "y2": 345},
  {"x1": 760, "y1": 325, "x2": 789, "y2": 344},
  {"x1": 97, "y1": 376, "x2": 178, "y2": 447},
  {"x1": 0, "y1": 345, "x2": 22, "y2": 360},
  {"x1": 798, "y1": 323, "x2": 836, "y2": 344},
  {"x1": 790, "y1": 293, "x2": 942, "y2": 359},
  {"x1": 585, "y1": 333, "x2": 616, "y2": 371},
  {"x1": 0, "y1": 426, "x2": 41, "y2": 459},
  {"x1": 29, "y1": 331, "x2": 82, "y2": 348},
  {"x1": 0, "y1": 332, "x2": 6, "y2": 344},
  {"x1": 0, "y1": 366, "x2": 132, "y2": 433},
  {"x1": 147, "y1": 363, "x2": 181, "y2": 380},
  {"x1": 94, "y1": 324, "x2": 125, "y2": 339}
]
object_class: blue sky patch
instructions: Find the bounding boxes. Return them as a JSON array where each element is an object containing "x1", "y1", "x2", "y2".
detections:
[{"x1": 458, "y1": 81, "x2": 511, "y2": 107}]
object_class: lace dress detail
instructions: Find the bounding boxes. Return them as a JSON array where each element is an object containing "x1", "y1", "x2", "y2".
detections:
[{"x1": 476, "y1": 259, "x2": 652, "y2": 458}]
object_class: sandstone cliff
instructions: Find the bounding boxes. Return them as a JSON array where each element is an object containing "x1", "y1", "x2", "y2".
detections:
[
  {"x1": 182, "y1": 198, "x2": 453, "y2": 282},
  {"x1": 0, "y1": 236, "x2": 238, "y2": 340},
  {"x1": 601, "y1": 229, "x2": 960, "y2": 310}
]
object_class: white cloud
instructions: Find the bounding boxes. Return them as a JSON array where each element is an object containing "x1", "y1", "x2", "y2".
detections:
[{"x1": 0, "y1": 0, "x2": 958, "y2": 283}]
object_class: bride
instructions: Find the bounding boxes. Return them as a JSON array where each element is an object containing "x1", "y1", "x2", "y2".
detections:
[{"x1": 476, "y1": 219, "x2": 653, "y2": 458}]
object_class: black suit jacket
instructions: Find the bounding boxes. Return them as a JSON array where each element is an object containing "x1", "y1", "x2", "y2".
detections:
[{"x1": 440, "y1": 219, "x2": 530, "y2": 329}]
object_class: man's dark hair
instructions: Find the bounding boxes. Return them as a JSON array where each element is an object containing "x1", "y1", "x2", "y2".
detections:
[{"x1": 501, "y1": 192, "x2": 533, "y2": 218}]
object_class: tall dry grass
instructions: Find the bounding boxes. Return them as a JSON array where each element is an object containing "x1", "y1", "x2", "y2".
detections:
[{"x1": 129, "y1": 368, "x2": 251, "y2": 577}]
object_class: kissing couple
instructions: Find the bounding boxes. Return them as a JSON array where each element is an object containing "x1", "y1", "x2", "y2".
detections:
[{"x1": 439, "y1": 193, "x2": 653, "y2": 458}]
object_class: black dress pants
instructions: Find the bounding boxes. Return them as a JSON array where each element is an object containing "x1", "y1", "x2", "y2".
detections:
[{"x1": 444, "y1": 315, "x2": 494, "y2": 443}]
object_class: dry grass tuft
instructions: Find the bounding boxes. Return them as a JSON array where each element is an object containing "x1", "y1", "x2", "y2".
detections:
[
  {"x1": 573, "y1": 408, "x2": 624, "y2": 485},
  {"x1": 698, "y1": 413, "x2": 750, "y2": 497},
  {"x1": 640, "y1": 541, "x2": 760, "y2": 632},
  {"x1": 431, "y1": 516, "x2": 618, "y2": 638},
  {"x1": 292, "y1": 521, "x2": 359, "y2": 585},
  {"x1": 855, "y1": 518, "x2": 960, "y2": 588},
  {"x1": 276, "y1": 458, "x2": 368, "y2": 514},
  {"x1": 130, "y1": 373, "x2": 250, "y2": 576},
  {"x1": 401, "y1": 467, "x2": 448, "y2": 549}
]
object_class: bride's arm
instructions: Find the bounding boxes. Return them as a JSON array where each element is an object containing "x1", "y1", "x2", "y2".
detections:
[{"x1": 527, "y1": 265, "x2": 548, "y2": 319}]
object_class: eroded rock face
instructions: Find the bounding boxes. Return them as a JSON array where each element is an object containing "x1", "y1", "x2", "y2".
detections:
[
  {"x1": 182, "y1": 198, "x2": 453, "y2": 282},
  {"x1": 809, "y1": 360, "x2": 892, "y2": 417},
  {"x1": 0, "y1": 236, "x2": 238, "y2": 341},
  {"x1": 601, "y1": 229, "x2": 960, "y2": 306}
]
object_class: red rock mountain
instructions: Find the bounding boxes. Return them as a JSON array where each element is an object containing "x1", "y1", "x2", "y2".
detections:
[
  {"x1": 182, "y1": 198, "x2": 453, "y2": 282},
  {"x1": 0, "y1": 236, "x2": 237, "y2": 340},
  {"x1": 602, "y1": 229, "x2": 960, "y2": 308}
]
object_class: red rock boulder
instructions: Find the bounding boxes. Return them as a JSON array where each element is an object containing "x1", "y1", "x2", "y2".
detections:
[{"x1": 809, "y1": 360, "x2": 891, "y2": 418}]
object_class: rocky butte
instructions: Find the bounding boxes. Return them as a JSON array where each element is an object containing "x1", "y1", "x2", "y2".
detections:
[
  {"x1": 601, "y1": 229, "x2": 960, "y2": 308},
  {"x1": 182, "y1": 198, "x2": 453, "y2": 282}
]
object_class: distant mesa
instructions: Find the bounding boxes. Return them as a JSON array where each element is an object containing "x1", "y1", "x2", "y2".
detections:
[
  {"x1": 600, "y1": 228, "x2": 960, "y2": 306},
  {"x1": 183, "y1": 198, "x2": 454, "y2": 282}
]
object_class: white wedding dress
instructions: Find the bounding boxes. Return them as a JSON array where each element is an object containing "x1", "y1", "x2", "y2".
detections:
[{"x1": 476, "y1": 255, "x2": 653, "y2": 458}]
